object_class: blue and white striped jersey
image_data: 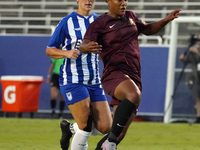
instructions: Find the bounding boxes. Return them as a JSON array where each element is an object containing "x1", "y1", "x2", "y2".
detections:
[{"x1": 47, "y1": 11, "x2": 100, "y2": 85}]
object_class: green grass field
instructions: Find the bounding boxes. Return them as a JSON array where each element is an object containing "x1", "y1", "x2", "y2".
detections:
[{"x1": 0, "y1": 118, "x2": 200, "y2": 150}]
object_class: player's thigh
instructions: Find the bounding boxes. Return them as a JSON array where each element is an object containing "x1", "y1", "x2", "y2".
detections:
[
  {"x1": 88, "y1": 84, "x2": 112, "y2": 133},
  {"x1": 68, "y1": 97, "x2": 91, "y2": 130},
  {"x1": 91, "y1": 101, "x2": 112, "y2": 134},
  {"x1": 114, "y1": 77, "x2": 141, "y2": 105},
  {"x1": 60, "y1": 84, "x2": 91, "y2": 129}
]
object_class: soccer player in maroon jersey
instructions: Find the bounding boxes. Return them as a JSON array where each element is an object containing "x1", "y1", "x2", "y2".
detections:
[
  {"x1": 80, "y1": 0, "x2": 181, "y2": 149},
  {"x1": 46, "y1": 0, "x2": 112, "y2": 150}
]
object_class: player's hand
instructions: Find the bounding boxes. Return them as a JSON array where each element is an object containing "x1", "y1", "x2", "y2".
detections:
[
  {"x1": 65, "y1": 49, "x2": 80, "y2": 59},
  {"x1": 46, "y1": 77, "x2": 50, "y2": 84},
  {"x1": 87, "y1": 41, "x2": 102, "y2": 54},
  {"x1": 166, "y1": 9, "x2": 181, "y2": 21}
]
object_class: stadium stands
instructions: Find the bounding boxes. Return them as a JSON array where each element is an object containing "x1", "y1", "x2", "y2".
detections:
[{"x1": 0, "y1": 0, "x2": 200, "y2": 45}]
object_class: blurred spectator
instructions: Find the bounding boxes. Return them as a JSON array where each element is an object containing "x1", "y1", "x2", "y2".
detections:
[
  {"x1": 47, "y1": 58, "x2": 65, "y2": 119},
  {"x1": 180, "y1": 34, "x2": 200, "y2": 123}
]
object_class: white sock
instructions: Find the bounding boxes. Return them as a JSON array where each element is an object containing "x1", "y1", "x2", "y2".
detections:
[
  {"x1": 70, "y1": 122, "x2": 103, "y2": 136},
  {"x1": 82, "y1": 143, "x2": 88, "y2": 150},
  {"x1": 91, "y1": 127, "x2": 104, "y2": 136},
  {"x1": 71, "y1": 129, "x2": 92, "y2": 150},
  {"x1": 70, "y1": 122, "x2": 78, "y2": 134}
]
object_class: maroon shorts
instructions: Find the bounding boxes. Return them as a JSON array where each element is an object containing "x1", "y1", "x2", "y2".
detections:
[
  {"x1": 102, "y1": 70, "x2": 141, "y2": 107},
  {"x1": 110, "y1": 98, "x2": 121, "y2": 107}
]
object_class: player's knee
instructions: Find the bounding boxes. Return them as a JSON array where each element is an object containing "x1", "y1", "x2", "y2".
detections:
[
  {"x1": 127, "y1": 90, "x2": 141, "y2": 105},
  {"x1": 97, "y1": 122, "x2": 112, "y2": 134},
  {"x1": 97, "y1": 127, "x2": 109, "y2": 134}
]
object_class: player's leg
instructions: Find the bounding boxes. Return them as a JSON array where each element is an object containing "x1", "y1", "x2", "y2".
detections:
[
  {"x1": 50, "y1": 86, "x2": 58, "y2": 118},
  {"x1": 60, "y1": 84, "x2": 93, "y2": 150},
  {"x1": 60, "y1": 120, "x2": 80, "y2": 150},
  {"x1": 50, "y1": 73, "x2": 60, "y2": 118},
  {"x1": 91, "y1": 101, "x2": 112, "y2": 134},
  {"x1": 60, "y1": 113, "x2": 109, "y2": 150},
  {"x1": 60, "y1": 118, "x2": 106, "y2": 150},
  {"x1": 53, "y1": 74, "x2": 65, "y2": 119},
  {"x1": 89, "y1": 84, "x2": 112, "y2": 135},
  {"x1": 59, "y1": 83, "x2": 112, "y2": 150},
  {"x1": 95, "y1": 103, "x2": 136, "y2": 150},
  {"x1": 58, "y1": 92, "x2": 65, "y2": 119},
  {"x1": 102, "y1": 76, "x2": 141, "y2": 149},
  {"x1": 113, "y1": 105, "x2": 136, "y2": 144},
  {"x1": 107, "y1": 78, "x2": 140, "y2": 141},
  {"x1": 68, "y1": 98, "x2": 92, "y2": 150}
]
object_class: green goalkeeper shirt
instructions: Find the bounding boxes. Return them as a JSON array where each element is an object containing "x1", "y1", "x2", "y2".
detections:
[{"x1": 51, "y1": 58, "x2": 64, "y2": 75}]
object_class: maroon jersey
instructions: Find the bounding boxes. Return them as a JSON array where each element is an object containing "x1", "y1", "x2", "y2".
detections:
[{"x1": 84, "y1": 11, "x2": 148, "y2": 86}]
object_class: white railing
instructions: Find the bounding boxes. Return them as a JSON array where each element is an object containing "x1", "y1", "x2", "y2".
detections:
[
  {"x1": 2, "y1": 8, "x2": 199, "y2": 14},
  {"x1": 0, "y1": 1, "x2": 200, "y2": 7},
  {"x1": 0, "y1": 0, "x2": 200, "y2": 45},
  {"x1": 138, "y1": 35, "x2": 163, "y2": 46},
  {"x1": 1, "y1": 9, "x2": 199, "y2": 25},
  {"x1": 0, "y1": 24, "x2": 55, "y2": 35}
]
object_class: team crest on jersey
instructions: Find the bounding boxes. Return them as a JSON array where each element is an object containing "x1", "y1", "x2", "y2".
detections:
[
  {"x1": 129, "y1": 18, "x2": 135, "y2": 25},
  {"x1": 66, "y1": 92, "x2": 72, "y2": 101}
]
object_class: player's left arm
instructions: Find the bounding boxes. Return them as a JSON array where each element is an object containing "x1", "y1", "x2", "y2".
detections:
[
  {"x1": 142, "y1": 9, "x2": 181, "y2": 35},
  {"x1": 46, "y1": 62, "x2": 55, "y2": 84},
  {"x1": 46, "y1": 47, "x2": 80, "y2": 59}
]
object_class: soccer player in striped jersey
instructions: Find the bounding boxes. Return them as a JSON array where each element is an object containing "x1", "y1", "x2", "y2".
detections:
[{"x1": 46, "y1": 0, "x2": 112, "y2": 149}]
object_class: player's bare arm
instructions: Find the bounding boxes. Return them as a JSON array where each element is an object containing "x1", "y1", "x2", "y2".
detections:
[
  {"x1": 46, "y1": 47, "x2": 80, "y2": 59},
  {"x1": 80, "y1": 39, "x2": 102, "y2": 54},
  {"x1": 142, "y1": 9, "x2": 181, "y2": 35}
]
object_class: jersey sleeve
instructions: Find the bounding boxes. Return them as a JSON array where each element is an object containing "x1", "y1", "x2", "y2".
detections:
[
  {"x1": 131, "y1": 12, "x2": 148, "y2": 34},
  {"x1": 47, "y1": 19, "x2": 66, "y2": 48},
  {"x1": 84, "y1": 18, "x2": 102, "y2": 42}
]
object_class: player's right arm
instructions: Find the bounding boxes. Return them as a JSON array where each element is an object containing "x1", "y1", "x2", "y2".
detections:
[
  {"x1": 46, "y1": 47, "x2": 80, "y2": 59},
  {"x1": 80, "y1": 39, "x2": 102, "y2": 54},
  {"x1": 46, "y1": 17, "x2": 80, "y2": 60}
]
